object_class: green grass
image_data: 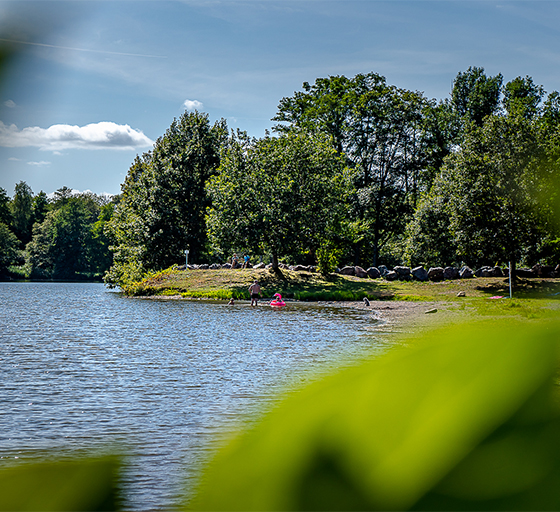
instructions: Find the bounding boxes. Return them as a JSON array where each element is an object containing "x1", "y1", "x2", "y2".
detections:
[{"x1": 124, "y1": 268, "x2": 560, "y2": 311}]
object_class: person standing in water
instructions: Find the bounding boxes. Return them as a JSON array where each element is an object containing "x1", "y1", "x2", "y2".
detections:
[{"x1": 249, "y1": 280, "x2": 261, "y2": 307}]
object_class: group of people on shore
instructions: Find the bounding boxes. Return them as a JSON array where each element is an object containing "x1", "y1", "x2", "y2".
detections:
[{"x1": 231, "y1": 253, "x2": 251, "y2": 269}]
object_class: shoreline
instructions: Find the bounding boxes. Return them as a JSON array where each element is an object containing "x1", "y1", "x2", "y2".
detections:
[{"x1": 135, "y1": 293, "x2": 459, "y2": 340}]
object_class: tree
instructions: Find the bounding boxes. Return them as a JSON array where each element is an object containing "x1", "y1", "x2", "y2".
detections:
[
  {"x1": 451, "y1": 66, "x2": 503, "y2": 128},
  {"x1": 10, "y1": 181, "x2": 34, "y2": 245},
  {"x1": 503, "y1": 75, "x2": 544, "y2": 119},
  {"x1": 26, "y1": 192, "x2": 113, "y2": 279},
  {"x1": 105, "y1": 111, "x2": 227, "y2": 287},
  {"x1": 273, "y1": 73, "x2": 431, "y2": 266},
  {"x1": 407, "y1": 114, "x2": 546, "y2": 273},
  {"x1": 32, "y1": 191, "x2": 50, "y2": 227},
  {"x1": 0, "y1": 222, "x2": 18, "y2": 274},
  {"x1": 0, "y1": 187, "x2": 12, "y2": 226},
  {"x1": 206, "y1": 130, "x2": 350, "y2": 270}
]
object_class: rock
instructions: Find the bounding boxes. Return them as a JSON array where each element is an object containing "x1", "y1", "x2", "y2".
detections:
[
  {"x1": 291, "y1": 265, "x2": 308, "y2": 272},
  {"x1": 222, "y1": 263, "x2": 232, "y2": 269},
  {"x1": 367, "y1": 267, "x2": 381, "y2": 279},
  {"x1": 476, "y1": 266, "x2": 499, "y2": 278},
  {"x1": 279, "y1": 263, "x2": 289, "y2": 269},
  {"x1": 355, "y1": 266, "x2": 368, "y2": 278},
  {"x1": 412, "y1": 266, "x2": 429, "y2": 281},
  {"x1": 339, "y1": 266, "x2": 356, "y2": 276},
  {"x1": 253, "y1": 262, "x2": 265, "y2": 269},
  {"x1": 199, "y1": 264, "x2": 209, "y2": 270},
  {"x1": 493, "y1": 266, "x2": 504, "y2": 277},
  {"x1": 265, "y1": 263, "x2": 273, "y2": 269},
  {"x1": 363, "y1": 297, "x2": 370, "y2": 307},
  {"x1": 209, "y1": 263, "x2": 221, "y2": 270},
  {"x1": 394, "y1": 266, "x2": 411, "y2": 280},
  {"x1": 177, "y1": 264, "x2": 186, "y2": 270},
  {"x1": 517, "y1": 268, "x2": 535, "y2": 278},
  {"x1": 378, "y1": 265, "x2": 389, "y2": 277},
  {"x1": 385, "y1": 270, "x2": 398, "y2": 281},
  {"x1": 443, "y1": 266, "x2": 459, "y2": 280},
  {"x1": 532, "y1": 264, "x2": 556, "y2": 278},
  {"x1": 457, "y1": 291, "x2": 466, "y2": 297},
  {"x1": 425, "y1": 308, "x2": 438, "y2": 314},
  {"x1": 308, "y1": 266, "x2": 317, "y2": 273},
  {"x1": 459, "y1": 266, "x2": 474, "y2": 279},
  {"x1": 428, "y1": 267, "x2": 444, "y2": 281}
]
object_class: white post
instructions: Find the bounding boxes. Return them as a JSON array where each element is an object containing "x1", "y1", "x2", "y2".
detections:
[
  {"x1": 185, "y1": 249, "x2": 189, "y2": 269},
  {"x1": 509, "y1": 261, "x2": 513, "y2": 299}
]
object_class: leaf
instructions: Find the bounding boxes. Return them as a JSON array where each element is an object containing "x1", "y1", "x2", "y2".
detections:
[
  {"x1": 0, "y1": 455, "x2": 122, "y2": 511},
  {"x1": 189, "y1": 320, "x2": 560, "y2": 511}
]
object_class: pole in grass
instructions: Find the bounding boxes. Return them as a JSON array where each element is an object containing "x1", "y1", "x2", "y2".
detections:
[
  {"x1": 185, "y1": 249, "x2": 189, "y2": 270},
  {"x1": 509, "y1": 261, "x2": 513, "y2": 299}
]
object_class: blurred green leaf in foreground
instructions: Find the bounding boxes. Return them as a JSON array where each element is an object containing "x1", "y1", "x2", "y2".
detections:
[
  {"x1": 0, "y1": 455, "x2": 121, "y2": 511},
  {"x1": 190, "y1": 320, "x2": 560, "y2": 511}
]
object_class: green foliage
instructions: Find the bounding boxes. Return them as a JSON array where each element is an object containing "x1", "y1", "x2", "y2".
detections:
[
  {"x1": 274, "y1": 73, "x2": 435, "y2": 266},
  {"x1": 0, "y1": 221, "x2": 18, "y2": 272},
  {"x1": 26, "y1": 193, "x2": 113, "y2": 280},
  {"x1": 503, "y1": 76, "x2": 544, "y2": 119},
  {"x1": 316, "y1": 241, "x2": 343, "y2": 275},
  {"x1": 189, "y1": 320, "x2": 560, "y2": 511},
  {"x1": 105, "y1": 111, "x2": 227, "y2": 288},
  {"x1": 0, "y1": 455, "x2": 121, "y2": 511},
  {"x1": 10, "y1": 181, "x2": 34, "y2": 245},
  {"x1": 206, "y1": 129, "x2": 349, "y2": 269},
  {"x1": 451, "y1": 66, "x2": 503, "y2": 128}
]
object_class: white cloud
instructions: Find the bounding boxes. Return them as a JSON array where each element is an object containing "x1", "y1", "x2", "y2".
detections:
[
  {"x1": 27, "y1": 160, "x2": 51, "y2": 167},
  {"x1": 0, "y1": 121, "x2": 154, "y2": 151},
  {"x1": 4, "y1": 100, "x2": 16, "y2": 108},
  {"x1": 183, "y1": 99, "x2": 203, "y2": 111},
  {"x1": 8, "y1": 156, "x2": 20, "y2": 161}
]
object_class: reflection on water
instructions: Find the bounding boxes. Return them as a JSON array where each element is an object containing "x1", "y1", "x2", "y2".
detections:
[{"x1": 0, "y1": 282, "x2": 386, "y2": 510}]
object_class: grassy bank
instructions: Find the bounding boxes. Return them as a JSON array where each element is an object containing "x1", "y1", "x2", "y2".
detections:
[{"x1": 125, "y1": 267, "x2": 560, "y2": 304}]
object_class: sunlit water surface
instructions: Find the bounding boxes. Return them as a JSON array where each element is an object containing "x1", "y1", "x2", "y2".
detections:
[{"x1": 0, "y1": 282, "x2": 387, "y2": 510}]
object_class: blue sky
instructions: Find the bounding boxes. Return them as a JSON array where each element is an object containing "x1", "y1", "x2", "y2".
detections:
[{"x1": 0, "y1": 0, "x2": 559, "y2": 196}]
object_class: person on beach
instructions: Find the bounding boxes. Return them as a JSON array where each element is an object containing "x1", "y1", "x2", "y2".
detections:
[
  {"x1": 242, "y1": 254, "x2": 250, "y2": 268},
  {"x1": 231, "y1": 253, "x2": 239, "y2": 268},
  {"x1": 249, "y1": 280, "x2": 261, "y2": 307}
]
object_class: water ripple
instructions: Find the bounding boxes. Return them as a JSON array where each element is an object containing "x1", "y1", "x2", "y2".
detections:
[{"x1": 0, "y1": 282, "x2": 385, "y2": 510}]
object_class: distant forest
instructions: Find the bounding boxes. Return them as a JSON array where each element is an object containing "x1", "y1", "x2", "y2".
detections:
[{"x1": 1, "y1": 67, "x2": 559, "y2": 285}]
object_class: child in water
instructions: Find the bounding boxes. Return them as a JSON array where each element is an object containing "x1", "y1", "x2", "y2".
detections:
[{"x1": 228, "y1": 297, "x2": 235, "y2": 305}]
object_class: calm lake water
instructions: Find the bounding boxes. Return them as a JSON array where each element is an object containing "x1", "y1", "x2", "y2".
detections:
[{"x1": 1, "y1": 282, "x2": 387, "y2": 510}]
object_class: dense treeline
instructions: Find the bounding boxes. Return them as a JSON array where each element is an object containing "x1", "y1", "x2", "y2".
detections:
[
  {"x1": 3, "y1": 66, "x2": 559, "y2": 285},
  {"x1": 0, "y1": 183, "x2": 115, "y2": 280}
]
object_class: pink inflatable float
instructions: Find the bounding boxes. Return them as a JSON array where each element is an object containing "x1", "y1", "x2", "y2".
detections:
[{"x1": 270, "y1": 293, "x2": 286, "y2": 307}]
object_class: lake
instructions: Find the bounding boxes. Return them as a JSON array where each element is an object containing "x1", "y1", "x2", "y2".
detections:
[{"x1": 0, "y1": 282, "x2": 388, "y2": 510}]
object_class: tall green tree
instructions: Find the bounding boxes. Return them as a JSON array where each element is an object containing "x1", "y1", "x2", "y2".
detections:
[
  {"x1": 206, "y1": 130, "x2": 350, "y2": 270},
  {"x1": 503, "y1": 75, "x2": 544, "y2": 119},
  {"x1": 273, "y1": 73, "x2": 430, "y2": 266},
  {"x1": 451, "y1": 66, "x2": 503, "y2": 128},
  {"x1": 27, "y1": 192, "x2": 113, "y2": 279},
  {"x1": 0, "y1": 222, "x2": 18, "y2": 274},
  {"x1": 105, "y1": 111, "x2": 227, "y2": 287},
  {"x1": 406, "y1": 113, "x2": 552, "y2": 272},
  {"x1": 10, "y1": 181, "x2": 34, "y2": 245},
  {"x1": 0, "y1": 187, "x2": 12, "y2": 226},
  {"x1": 31, "y1": 191, "x2": 50, "y2": 227}
]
